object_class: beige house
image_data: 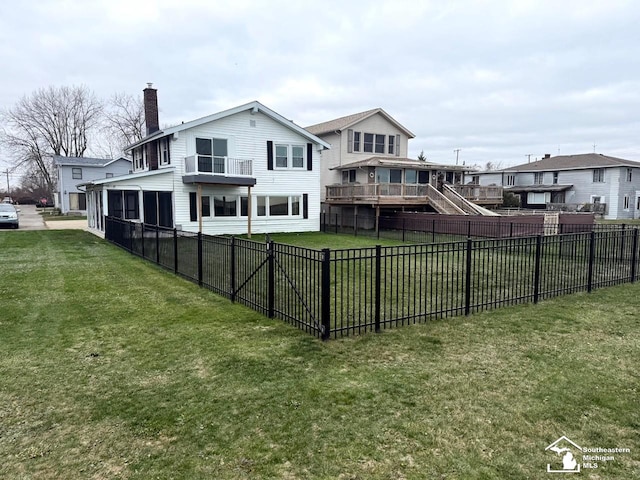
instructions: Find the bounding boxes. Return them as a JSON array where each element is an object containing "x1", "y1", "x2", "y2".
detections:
[{"x1": 306, "y1": 109, "x2": 501, "y2": 221}]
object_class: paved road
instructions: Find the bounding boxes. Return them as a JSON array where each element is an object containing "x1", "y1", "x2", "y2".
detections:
[{"x1": 0, "y1": 205, "x2": 87, "y2": 232}]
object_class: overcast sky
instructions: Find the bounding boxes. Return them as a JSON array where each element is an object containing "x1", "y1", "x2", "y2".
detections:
[{"x1": 1, "y1": 0, "x2": 639, "y2": 173}]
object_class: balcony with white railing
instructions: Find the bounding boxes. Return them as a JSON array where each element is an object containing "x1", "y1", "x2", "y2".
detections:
[{"x1": 184, "y1": 155, "x2": 253, "y2": 177}]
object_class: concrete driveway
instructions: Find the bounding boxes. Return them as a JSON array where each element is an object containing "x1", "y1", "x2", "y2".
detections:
[{"x1": 0, "y1": 204, "x2": 87, "y2": 231}]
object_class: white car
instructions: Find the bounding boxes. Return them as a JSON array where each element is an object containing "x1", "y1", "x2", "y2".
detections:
[{"x1": 0, "y1": 203, "x2": 19, "y2": 229}]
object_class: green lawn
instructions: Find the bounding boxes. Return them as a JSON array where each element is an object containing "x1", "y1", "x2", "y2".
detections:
[{"x1": 0, "y1": 231, "x2": 638, "y2": 479}]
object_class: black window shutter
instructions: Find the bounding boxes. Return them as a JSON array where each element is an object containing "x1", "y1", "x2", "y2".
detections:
[
  {"x1": 307, "y1": 143, "x2": 313, "y2": 171},
  {"x1": 189, "y1": 192, "x2": 197, "y2": 222},
  {"x1": 303, "y1": 193, "x2": 308, "y2": 219},
  {"x1": 267, "y1": 141, "x2": 273, "y2": 170}
]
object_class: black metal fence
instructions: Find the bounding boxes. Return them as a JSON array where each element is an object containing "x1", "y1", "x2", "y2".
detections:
[{"x1": 105, "y1": 216, "x2": 640, "y2": 340}]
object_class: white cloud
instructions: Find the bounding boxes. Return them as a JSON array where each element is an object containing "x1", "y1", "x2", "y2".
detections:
[{"x1": 0, "y1": 0, "x2": 639, "y2": 168}]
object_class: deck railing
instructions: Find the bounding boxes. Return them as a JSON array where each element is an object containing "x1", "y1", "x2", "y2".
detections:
[{"x1": 326, "y1": 183, "x2": 502, "y2": 203}]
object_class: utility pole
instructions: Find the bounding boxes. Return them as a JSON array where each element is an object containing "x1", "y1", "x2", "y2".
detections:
[
  {"x1": 593, "y1": 143, "x2": 597, "y2": 153},
  {"x1": 453, "y1": 148, "x2": 461, "y2": 165},
  {"x1": 2, "y1": 169, "x2": 9, "y2": 198}
]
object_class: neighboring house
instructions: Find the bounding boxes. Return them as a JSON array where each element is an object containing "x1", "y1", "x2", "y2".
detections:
[
  {"x1": 475, "y1": 153, "x2": 640, "y2": 219},
  {"x1": 82, "y1": 85, "x2": 330, "y2": 236},
  {"x1": 305, "y1": 108, "x2": 500, "y2": 218},
  {"x1": 54, "y1": 156, "x2": 132, "y2": 214}
]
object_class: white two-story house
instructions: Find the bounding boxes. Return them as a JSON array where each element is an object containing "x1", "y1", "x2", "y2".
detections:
[
  {"x1": 82, "y1": 85, "x2": 329, "y2": 236},
  {"x1": 475, "y1": 153, "x2": 640, "y2": 219},
  {"x1": 54, "y1": 156, "x2": 132, "y2": 214}
]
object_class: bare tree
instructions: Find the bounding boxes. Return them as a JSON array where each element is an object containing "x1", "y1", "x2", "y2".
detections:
[
  {"x1": 0, "y1": 85, "x2": 103, "y2": 194},
  {"x1": 484, "y1": 161, "x2": 503, "y2": 171},
  {"x1": 102, "y1": 92, "x2": 145, "y2": 155}
]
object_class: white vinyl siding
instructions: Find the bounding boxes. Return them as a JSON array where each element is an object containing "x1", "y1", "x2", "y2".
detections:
[{"x1": 168, "y1": 109, "x2": 320, "y2": 234}]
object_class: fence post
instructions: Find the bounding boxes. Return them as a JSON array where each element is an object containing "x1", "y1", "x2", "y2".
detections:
[
  {"x1": 467, "y1": 220, "x2": 471, "y2": 238},
  {"x1": 321, "y1": 248, "x2": 331, "y2": 340},
  {"x1": 335, "y1": 213, "x2": 338, "y2": 234},
  {"x1": 432, "y1": 218, "x2": 436, "y2": 243},
  {"x1": 631, "y1": 228, "x2": 638, "y2": 283},
  {"x1": 354, "y1": 213, "x2": 358, "y2": 237},
  {"x1": 197, "y1": 232, "x2": 203, "y2": 287},
  {"x1": 268, "y1": 240, "x2": 275, "y2": 318},
  {"x1": 375, "y1": 245, "x2": 382, "y2": 332},
  {"x1": 620, "y1": 223, "x2": 626, "y2": 263},
  {"x1": 509, "y1": 222, "x2": 514, "y2": 238},
  {"x1": 141, "y1": 223, "x2": 145, "y2": 258},
  {"x1": 156, "y1": 225, "x2": 160, "y2": 265},
  {"x1": 230, "y1": 236, "x2": 236, "y2": 302},
  {"x1": 587, "y1": 230, "x2": 596, "y2": 293},
  {"x1": 173, "y1": 228, "x2": 178, "y2": 274},
  {"x1": 464, "y1": 238, "x2": 472, "y2": 315},
  {"x1": 402, "y1": 218, "x2": 406, "y2": 242},
  {"x1": 533, "y1": 235, "x2": 542, "y2": 304},
  {"x1": 129, "y1": 222, "x2": 134, "y2": 253}
]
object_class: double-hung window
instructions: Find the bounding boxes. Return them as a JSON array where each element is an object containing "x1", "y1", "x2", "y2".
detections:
[
  {"x1": 159, "y1": 138, "x2": 170, "y2": 166},
  {"x1": 292, "y1": 145, "x2": 304, "y2": 168},
  {"x1": 353, "y1": 132, "x2": 361, "y2": 152},
  {"x1": 375, "y1": 134, "x2": 385, "y2": 154},
  {"x1": 593, "y1": 168, "x2": 605, "y2": 183},
  {"x1": 72, "y1": 167, "x2": 82, "y2": 180},
  {"x1": 363, "y1": 133, "x2": 374, "y2": 153},
  {"x1": 534, "y1": 172, "x2": 544, "y2": 184},
  {"x1": 275, "y1": 145, "x2": 288, "y2": 168}
]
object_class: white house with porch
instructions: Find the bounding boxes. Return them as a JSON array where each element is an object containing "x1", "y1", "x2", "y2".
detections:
[{"x1": 82, "y1": 86, "x2": 329, "y2": 236}]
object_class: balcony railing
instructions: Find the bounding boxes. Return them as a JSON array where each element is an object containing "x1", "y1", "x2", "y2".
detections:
[
  {"x1": 184, "y1": 156, "x2": 253, "y2": 176},
  {"x1": 326, "y1": 183, "x2": 503, "y2": 203},
  {"x1": 449, "y1": 184, "x2": 503, "y2": 202}
]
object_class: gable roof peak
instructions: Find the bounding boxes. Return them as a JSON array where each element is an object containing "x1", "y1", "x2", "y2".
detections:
[{"x1": 305, "y1": 107, "x2": 415, "y2": 138}]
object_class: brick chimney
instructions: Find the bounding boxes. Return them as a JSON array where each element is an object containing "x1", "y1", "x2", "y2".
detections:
[
  {"x1": 143, "y1": 83, "x2": 159, "y2": 136},
  {"x1": 143, "y1": 83, "x2": 159, "y2": 170},
  {"x1": 544, "y1": 153, "x2": 551, "y2": 159}
]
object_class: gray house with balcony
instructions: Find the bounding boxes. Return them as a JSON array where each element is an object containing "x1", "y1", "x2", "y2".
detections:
[
  {"x1": 54, "y1": 156, "x2": 132, "y2": 214},
  {"x1": 475, "y1": 153, "x2": 640, "y2": 219},
  {"x1": 81, "y1": 85, "x2": 329, "y2": 236}
]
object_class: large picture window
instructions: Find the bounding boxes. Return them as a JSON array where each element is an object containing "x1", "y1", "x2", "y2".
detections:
[
  {"x1": 214, "y1": 195, "x2": 237, "y2": 216},
  {"x1": 269, "y1": 196, "x2": 289, "y2": 216}
]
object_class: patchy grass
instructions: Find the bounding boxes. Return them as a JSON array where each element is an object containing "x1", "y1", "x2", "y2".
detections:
[
  {"x1": 39, "y1": 212, "x2": 87, "y2": 221},
  {"x1": 0, "y1": 231, "x2": 638, "y2": 479}
]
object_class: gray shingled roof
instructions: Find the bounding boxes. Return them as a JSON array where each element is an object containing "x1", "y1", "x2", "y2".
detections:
[
  {"x1": 305, "y1": 108, "x2": 415, "y2": 138},
  {"x1": 331, "y1": 156, "x2": 471, "y2": 171},
  {"x1": 504, "y1": 153, "x2": 640, "y2": 172},
  {"x1": 53, "y1": 155, "x2": 130, "y2": 167}
]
